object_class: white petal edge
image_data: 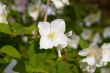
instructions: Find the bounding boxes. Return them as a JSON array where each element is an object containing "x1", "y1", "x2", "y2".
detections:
[
  {"x1": 38, "y1": 22, "x2": 50, "y2": 36},
  {"x1": 51, "y1": 19, "x2": 66, "y2": 33}
]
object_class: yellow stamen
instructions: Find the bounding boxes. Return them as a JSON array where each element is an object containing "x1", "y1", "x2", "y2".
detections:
[{"x1": 48, "y1": 32, "x2": 56, "y2": 40}]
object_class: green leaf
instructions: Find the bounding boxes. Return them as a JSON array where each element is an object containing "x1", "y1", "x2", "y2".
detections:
[
  {"x1": 12, "y1": 23, "x2": 37, "y2": 35},
  {"x1": 57, "y1": 61, "x2": 66, "y2": 73},
  {"x1": 28, "y1": 41, "x2": 36, "y2": 65},
  {"x1": 79, "y1": 39, "x2": 89, "y2": 49},
  {"x1": 72, "y1": 64, "x2": 79, "y2": 73},
  {"x1": 0, "y1": 23, "x2": 12, "y2": 34},
  {"x1": 0, "y1": 45, "x2": 21, "y2": 59},
  {"x1": 25, "y1": 62, "x2": 48, "y2": 73}
]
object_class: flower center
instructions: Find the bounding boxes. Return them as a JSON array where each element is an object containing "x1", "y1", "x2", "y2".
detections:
[
  {"x1": 89, "y1": 49, "x2": 97, "y2": 57},
  {"x1": 48, "y1": 32, "x2": 57, "y2": 40}
]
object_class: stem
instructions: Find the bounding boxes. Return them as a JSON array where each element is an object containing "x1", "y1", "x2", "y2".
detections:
[
  {"x1": 57, "y1": 50, "x2": 62, "y2": 57},
  {"x1": 44, "y1": 0, "x2": 50, "y2": 22}
]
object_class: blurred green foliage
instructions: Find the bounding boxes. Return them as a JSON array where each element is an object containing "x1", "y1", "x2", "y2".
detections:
[{"x1": 0, "y1": 0, "x2": 110, "y2": 73}]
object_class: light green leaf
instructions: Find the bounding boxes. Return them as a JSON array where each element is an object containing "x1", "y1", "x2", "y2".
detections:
[
  {"x1": 79, "y1": 39, "x2": 89, "y2": 49},
  {"x1": 0, "y1": 45, "x2": 21, "y2": 59},
  {"x1": 12, "y1": 23, "x2": 37, "y2": 35},
  {"x1": 28, "y1": 41, "x2": 36, "y2": 65},
  {"x1": 0, "y1": 23, "x2": 12, "y2": 34},
  {"x1": 57, "y1": 61, "x2": 66, "y2": 73},
  {"x1": 25, "y1": 62, "x2": 48, "y2": 73}
]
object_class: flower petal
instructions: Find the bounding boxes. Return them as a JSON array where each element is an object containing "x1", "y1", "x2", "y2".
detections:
[
  {"x1": 86, "y1": 56, "x2": 96, "y2": 66},
  {"x1": 102, "y1": 54, "x2": 110, "y2": 62},
  {"x1": 54, "y1": 33, "x2": 68, "y2": 48},
  {"x1": 66, "y1": 31, "x2": 72, "y2": 37},
  {"x1": 51, "y1": 19, "x2": 65, "y2": 33},
  {"x1": 79, "y1": 49, "x2": 90, "y2": 56},
  {"x1": 38, "y1": 22, "x2": 50, "y2": 36},
  {"x1": 39, "y1": 37, "x2": 54, "y2": 49}
]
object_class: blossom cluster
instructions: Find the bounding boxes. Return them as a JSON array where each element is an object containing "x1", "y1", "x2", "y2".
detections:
[{"x1": 79, "y1": 43, "x2": 110, "y2": 73}]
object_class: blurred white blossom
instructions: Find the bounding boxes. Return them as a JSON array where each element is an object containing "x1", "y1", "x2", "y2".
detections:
[
  {"x1": 92, "y1": 33, "x2": 102, "y2": 44},
  {"x1": 40, "y1": 4, "x2": 55, "y2": 16},
  {"x1": 28, "y1": 1, "x2": 55, "y2": 21},
  {"x1": 80, "y1": 62, "x2": 96, "y2": 73},
  {"x1": 28, "y1": 2, "x2": 41, "y2": 21},
  {"x1": 0, "y1": 2, "x2": 8, "y2": 24},
  {"x1": 4, "y1": 59, "x2": 19, "y2": 73},
  {"x1": 38, "y1": 19, "x2": 68, "y2": 57},
  {"x1": 84, "y1": 11, "x2": 101, "y2": 27},
  {"x1": 14, "y1": 0, "x2": 27, "y2": 13},
  {"x1": 81, "y1": 29, "x2": 93, "y2": 40},
  {"x1": 101, "y1": 43, "x2": 110, "y2": 66},
  {"x1": 103, "y1": 27, "x2": 110, "y2": 38},
  {"x1": 79, "y1": 43, "x2": 102, "y2": 73},
  {"x1": 66, "y1": 31, "x2": 80, "y2": 49},
  {"x1": 51, "y1": 0, "x2": 70, "y2": 9}
]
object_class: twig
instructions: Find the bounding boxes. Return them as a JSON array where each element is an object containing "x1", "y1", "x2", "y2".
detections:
[{"x1": 44, "y1": 0, "x2": 50, "y2": 22}]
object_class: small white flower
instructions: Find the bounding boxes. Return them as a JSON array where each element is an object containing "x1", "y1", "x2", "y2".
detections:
[
  {"x1": 66, "y1": 31, "x2": 80, "y2": 49},
  {"x1": 92, "y1": 33, "x2": 102, "y2": 44},
  {"x1": 101, "y1": 43, "x2": 110, "y2": 65},
  {"x1": 0, "y1": 2, "x2": 8, "y2": 24},
  {"x1": 38, "y1": 19, "x2": 68, "y2": 57},
  {"x1": 40, "y1": 4, "x2": 55, "y2": 16},
  {"x1": 84, "y1": 11, "x2": 101, "y2": 27},
  {"x1": 79, "y1": 43, "x2": 102, "y2": 66},
  {"x1": 28, "y1": 2, "x2": 41, "y2": 21},
  {"x1": 4, "y1": 59, "x2": 19, "y2": 73},
  {"x1": 103, "y1": 27, "x2": 110, "y2": 38},
  {"x1": 79, "y1": 43, "x2": 102, "y2": 73},
  {"x1": 51, "y1": 0, "x2": 70, "y2": 9},
  {"x1": 81, "y1": 29, "x2": 93, "y2": 40}
]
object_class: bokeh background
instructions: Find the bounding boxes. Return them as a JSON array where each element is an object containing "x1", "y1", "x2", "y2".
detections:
[{"x1": 0, "y1": 0, "x2": 110, "y2": 73}]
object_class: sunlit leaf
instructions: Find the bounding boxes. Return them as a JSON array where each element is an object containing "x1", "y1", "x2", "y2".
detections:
[
  {"x1": 0, "y1": 45, "x2": 21, "y2": 59},
  {"x1": 0, "y1": 23, "x2": 12, "y2": 34}
]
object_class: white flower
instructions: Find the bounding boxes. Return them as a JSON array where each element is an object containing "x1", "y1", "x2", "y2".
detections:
[
  {"x1": 66, "y1": 31, "x2": 80, "y2": 49},
  {"x1": 79, "y1": 43, "x2": 102, "y2": 66},
  {"x1": 40, "y1": 4, "x2": 55, "y2": 16},
  {"x1": 92, "y1": 33, "x2": 102, "y2": 44},
  {"x1": 51, "y1": 0, "x2": 70, "y2": 9},
  {"x1": 101, "y1": 43, "x2": 110, "y2": 65},
  {"x1": 80, "y1": 62, "x2": 96, "y2": 73},
  {"x1": 28, "y1": 2, "x2": 41, "y2": 21},
  {"x1": 4, "y1": 59, "x2": 19, "y2": 73},
  {"x1": 0, "y1": 2, "x2": 8, "y2": 24},
  {"x1": 28, "y1": 1, "x2": 55, "y2": 21},
  {"x1": 79, "y1": 43, "x2": 103, "y2": 73},
  {"x1": 84, "y1": 11, "x2": 101, "y2": 27},
  {"x1": 81, "y1": 29, "x2": 93, "y2": 40},
  {"x1": 103, "y1": 27, "x2": 110, "y2": 38},
  {"x1": 38, "y1": 19, "x2": 68, "y2": 56}
]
